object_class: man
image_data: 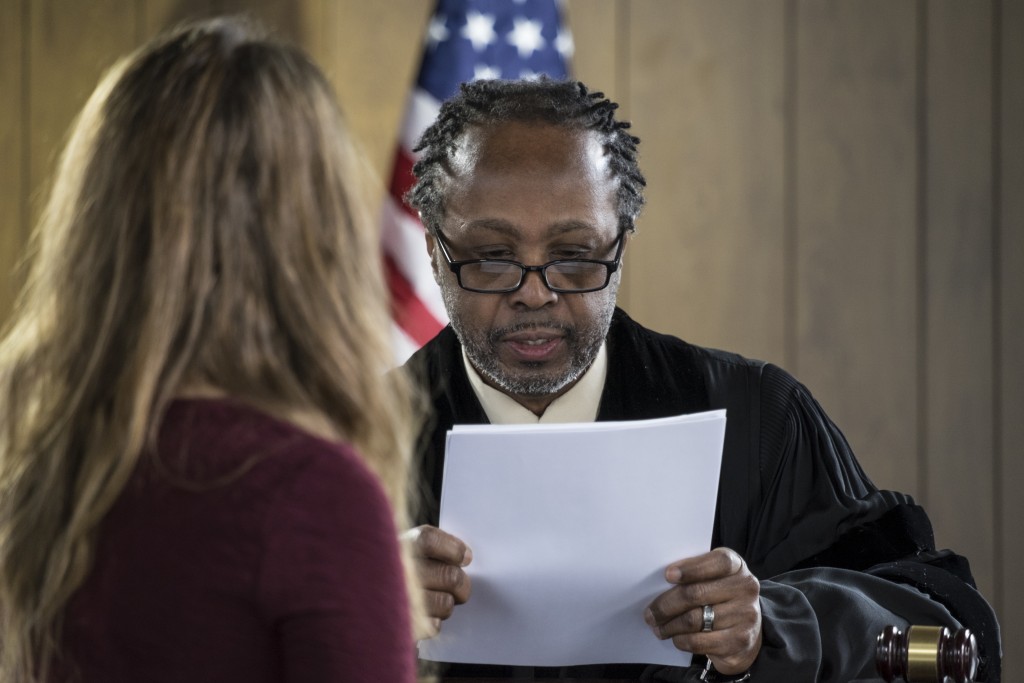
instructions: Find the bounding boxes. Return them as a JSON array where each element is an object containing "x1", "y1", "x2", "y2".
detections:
[{"x1": 402, "y1": 79, "x2": 999, "y2": 682}]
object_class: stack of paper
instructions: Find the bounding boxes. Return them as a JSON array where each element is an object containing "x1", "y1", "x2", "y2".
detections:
[{"x1": 418, "y1": 409, "x2": 727, "y2": 668}]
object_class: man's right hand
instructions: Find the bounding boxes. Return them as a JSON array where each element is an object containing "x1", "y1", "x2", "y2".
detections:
[{"x1": 407, "y1": 525, "x2": 472, "y2": 635}]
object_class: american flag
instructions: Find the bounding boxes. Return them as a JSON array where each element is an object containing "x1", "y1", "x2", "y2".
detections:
[{"x1": 382, "y1": 0, "x2": 572, "y2": 363}]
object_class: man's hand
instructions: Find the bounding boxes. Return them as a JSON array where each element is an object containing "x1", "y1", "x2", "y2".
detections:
[
  {"x1": 405, "y1": 525, "x2": 472, "y2": 636},
  {"x1": 644, "y1": 547, "x2": 762, "y2": 676}
]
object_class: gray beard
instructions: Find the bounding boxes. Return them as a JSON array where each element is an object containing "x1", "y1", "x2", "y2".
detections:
[
  {"x1": 441, "y1": 287, "x2": 616, "y2": 399},
  {"x1": 462, "y1": 319, "x2": 606, "y2": 397}
]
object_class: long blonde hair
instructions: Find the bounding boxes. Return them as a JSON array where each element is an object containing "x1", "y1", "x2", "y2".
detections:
[{"x1": 0, "y1": 17, "x2": 422, "y2": 680}]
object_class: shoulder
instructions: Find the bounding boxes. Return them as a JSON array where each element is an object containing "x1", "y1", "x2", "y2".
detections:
[
  {"x1": 403, "y1": 325, "x2": 458, "y2": 379},
  {"x1": 401, "y1": 325, "x2": 463, "y2": 407},
  {"x1": 240, "y1": 414, "x2": 391, "y2": 526},
  {"x1": 238, "y1": 408, "x2": 403, "y2": 609},
  {"x1": 158, "y1": 398, "x2": 387, "y2": 509},
  {"x1": 606, "y1": 311, "x2": 827, "y2": 460},
  {"x1": 609, "y1": 308, "x2": 770, "y2": 384}
]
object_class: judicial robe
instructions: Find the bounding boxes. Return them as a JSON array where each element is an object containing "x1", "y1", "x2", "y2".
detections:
[{"x1": 405, "y1": 308, "x2": 1000, "y2": 682}]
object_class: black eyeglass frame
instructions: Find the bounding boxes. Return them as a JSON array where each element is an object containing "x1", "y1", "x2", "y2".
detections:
[{"x1": 434, "y1": 229, "x2": 626, "y2": 294}]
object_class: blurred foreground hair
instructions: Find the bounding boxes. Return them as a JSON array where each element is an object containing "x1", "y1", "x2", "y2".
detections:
[{"x1": 0, "y1": 17, "x2": 423, "y2": 681}]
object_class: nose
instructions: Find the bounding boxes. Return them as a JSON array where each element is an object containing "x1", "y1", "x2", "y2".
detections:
[{"x1": 508, "y1": 268, "x2": 557, "y2": 310}]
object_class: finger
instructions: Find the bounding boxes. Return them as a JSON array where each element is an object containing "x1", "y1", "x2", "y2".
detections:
[
  {"x1": 650, "y1": 603, "x2": 711, "y2": 639},
  {"x1": 645, "y1": 572, "x2": 757, "y2": 627},
  {"x1": 645, "y1": 583, "x2": 708, "y2": 626},
  {"x1": 425, "y1": 589, "x2": 456, "y2": 620},
  {"x1": 410, "y1": 525, "x2": 472, "y2": 566},
  {"x1": 416, "y1": 558, "x2": 472, "y2": 604},
  {"x1": 651, "y1": 600, "x2": 750, "y2": 639},
  {"x1": 656, "y1": 602, "x2": 762, "y2": 676},
  {"x1": 665, "y1": 547, "x2": 743, "y2": 584}
]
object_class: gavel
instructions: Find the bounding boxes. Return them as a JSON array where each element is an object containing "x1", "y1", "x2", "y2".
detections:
[{"x1": 875, "y1": 625, "x2": 978, "y2": 683}]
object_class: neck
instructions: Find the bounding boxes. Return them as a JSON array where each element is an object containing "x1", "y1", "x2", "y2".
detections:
[{"x1": 490, "y1": 380, "x2": 577, "y2": 417}]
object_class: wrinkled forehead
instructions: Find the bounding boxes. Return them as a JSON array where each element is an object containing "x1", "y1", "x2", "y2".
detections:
[{"x1": 447, "y1": 121, "x2": 612, "y2": 184}]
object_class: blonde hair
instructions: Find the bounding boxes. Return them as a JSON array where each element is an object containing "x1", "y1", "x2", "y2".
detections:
[{"x1": 0, "y1": 17, "x2": 423, "y2": 680}]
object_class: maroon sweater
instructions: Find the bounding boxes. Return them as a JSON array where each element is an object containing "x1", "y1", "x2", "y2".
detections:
[{"x1": 57, "y1": 398, "x2": 415, "y2": 683}]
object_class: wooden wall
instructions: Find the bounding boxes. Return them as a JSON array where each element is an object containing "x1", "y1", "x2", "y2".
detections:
[
  {"x1": 570, "y1": 1, "x2": 1019, "y2": 676},
  {"x1": 1, "y1": 0, "x2": 1018, "y2": 676}
]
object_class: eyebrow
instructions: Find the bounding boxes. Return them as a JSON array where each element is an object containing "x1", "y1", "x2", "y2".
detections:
[{"x1": 461, "y1": 218, "x2": 601, "y2": 239}]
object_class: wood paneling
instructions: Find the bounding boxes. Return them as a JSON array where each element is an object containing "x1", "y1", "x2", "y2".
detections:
[
  {"x1": 141, "y1": 0, "x2": 221, "y2": 40},
  {"x1": 626, "y1": 1, "x2": 787, "y2": 365},
  {"x1": 562, "y1": 0, "x2": 619, "y2": 99},
  {"x1": 0, "y1": 0, "x2": 25, "y2": 323},
  {"x1": 999, "y1": 0, "x2": 1024, "y2": 678},
  {"x1": 311, "y1": 1, "x2": 432, "y2": 184},
  {"x1": 794, "y1": 1, "x2": 919, "y2": 495},
  {"x1": 924, "y1": 0, "x2": 995, "y2": 596}
]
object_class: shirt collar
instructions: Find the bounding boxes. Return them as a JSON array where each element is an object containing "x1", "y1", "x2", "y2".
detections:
[{"x1": 461, "y1": 343, "x2": 608, "y2": 424}]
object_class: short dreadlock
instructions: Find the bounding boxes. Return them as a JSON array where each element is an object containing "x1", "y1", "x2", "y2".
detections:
[{"x1": 406, "y1": 78, "x2": 646, "y2": 236}]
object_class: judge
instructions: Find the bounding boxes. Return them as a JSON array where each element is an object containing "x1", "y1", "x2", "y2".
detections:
[{"x1": 402, "y1": 78, "x2": 1000, "y2": 682}]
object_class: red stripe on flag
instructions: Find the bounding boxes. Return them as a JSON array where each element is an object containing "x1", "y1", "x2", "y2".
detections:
[
  {"x1": 384, "y1": 253, "x2": 443, "y2": 346},
  {"x1": 389, "y1": 149, "x2": 420, "y2": 221}
]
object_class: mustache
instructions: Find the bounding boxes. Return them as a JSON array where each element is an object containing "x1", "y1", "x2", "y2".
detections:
[{"x1": 488, "y1": 321, "x2": 575, "y2": 344}]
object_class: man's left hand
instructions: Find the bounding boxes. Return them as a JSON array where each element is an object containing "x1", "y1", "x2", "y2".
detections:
[{"x1": 644, "y1": 547, "x2": 762, "y2": 676}]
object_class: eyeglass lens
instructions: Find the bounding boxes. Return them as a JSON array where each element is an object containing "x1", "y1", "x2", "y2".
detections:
[{"x1": 459, "y1": 261, "x2": 608, "y2": 292}]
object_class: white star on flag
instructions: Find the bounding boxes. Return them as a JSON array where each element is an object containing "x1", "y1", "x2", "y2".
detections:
[
  {"x1": 427, "y1": 15, "x2": 450, "y2": 48},
  {"x1": 555, "y1": 28, "x2": 574, "y2": 59},
  {"x1": 462, "y1": 11, "x2": 497, "y2": 51},
  {"x1": 507, "y1": 17, "x2": 545, "y2": 59}
]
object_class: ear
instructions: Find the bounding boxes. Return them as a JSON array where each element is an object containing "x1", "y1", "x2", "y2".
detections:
[{"x1": 425, "y1": 231, "x2": 442, "y2": 285}]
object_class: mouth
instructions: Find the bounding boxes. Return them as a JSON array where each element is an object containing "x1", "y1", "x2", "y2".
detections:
[{"x1": 499, "y1": 328, "x2": 566, "y2": 362}]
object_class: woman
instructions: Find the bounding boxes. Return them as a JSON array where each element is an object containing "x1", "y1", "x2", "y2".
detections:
[{"x1": 0, "y1": 17, "x2": 422, "y2": 683}]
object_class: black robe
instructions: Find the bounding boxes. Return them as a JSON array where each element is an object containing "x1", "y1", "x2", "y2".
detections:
[{"x1": 404, "y1": 308, "x2": 1000, "y2": 682}]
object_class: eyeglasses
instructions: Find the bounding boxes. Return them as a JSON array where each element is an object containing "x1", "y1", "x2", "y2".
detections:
[{"x1": 434, "y1": 230, "x2": 625, "y2": 294}]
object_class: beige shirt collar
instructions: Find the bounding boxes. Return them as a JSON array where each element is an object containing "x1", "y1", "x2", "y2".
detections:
[{"x1": 461, "y1": 344, "x2": 608, "y2": 424}]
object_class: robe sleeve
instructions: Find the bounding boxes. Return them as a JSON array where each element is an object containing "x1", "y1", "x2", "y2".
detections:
[
  {"x1": 755, "y1": 569, "x2": 960, "y2": 681},
  {"x1": 646, "y1": 364, "x2": 999, "y2": 683},
  {"x1": 741, "y1": 367, "x2": 1000, "y2": 682}
]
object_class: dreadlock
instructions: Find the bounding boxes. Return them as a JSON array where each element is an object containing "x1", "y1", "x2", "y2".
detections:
[{"x1": 406, "y1": 78, "x2": 646, "y2": 235}]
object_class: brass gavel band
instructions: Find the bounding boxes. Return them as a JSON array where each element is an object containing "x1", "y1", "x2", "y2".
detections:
[{"x1": 907, "y1": 625, "x2": 942, "y2": 682}]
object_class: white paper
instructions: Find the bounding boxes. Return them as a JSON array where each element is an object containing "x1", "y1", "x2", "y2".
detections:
[{"x1": 417, "y1": 410, "x2": 726, "y2": 668}]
